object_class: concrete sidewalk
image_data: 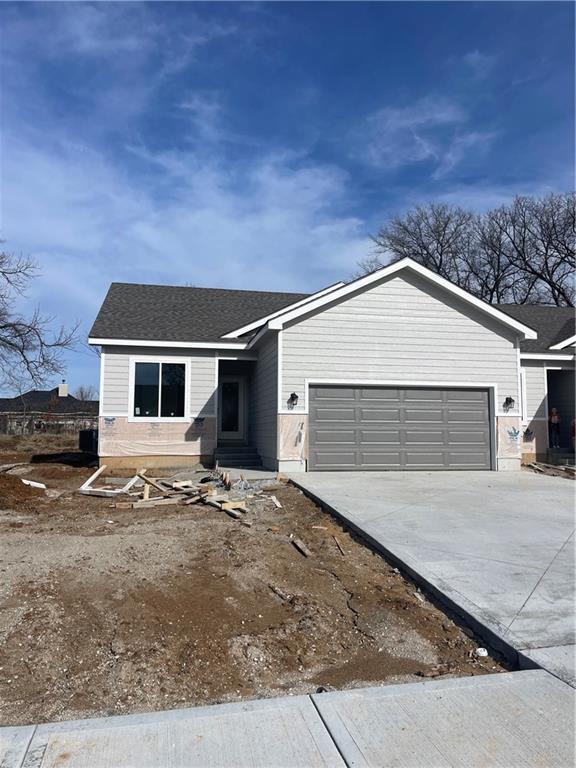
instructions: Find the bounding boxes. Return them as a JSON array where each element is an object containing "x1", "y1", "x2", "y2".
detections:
[
  {"x1": 289, "y1": 471, "x2": 575, "y2": 685},
  {"x1": 2, "y1": 671, "x2": 573, "y2": 767}
]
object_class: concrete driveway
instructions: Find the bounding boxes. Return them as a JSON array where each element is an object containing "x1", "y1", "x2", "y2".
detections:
[{"x1": 289, "y1": 471, "x2": 575, "y2": 685}]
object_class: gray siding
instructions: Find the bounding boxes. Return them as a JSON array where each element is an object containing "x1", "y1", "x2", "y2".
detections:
[
  {"x1": 250, "y1": 333, "x2": 278, "y2": 466},
  {"x1": 522, "y1": 361, "x2": 547, "y2": 421},
  {"x1": 101, "y1": 346, "x2": 216, "y2": 417},
  {"x1": 281, "y1": 273, "x2": 520, "y2": 414}
]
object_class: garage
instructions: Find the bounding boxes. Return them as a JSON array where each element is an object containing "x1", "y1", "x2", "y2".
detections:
[{"x1": 308, "y1": 385, "x2": 493, "y2": 471}]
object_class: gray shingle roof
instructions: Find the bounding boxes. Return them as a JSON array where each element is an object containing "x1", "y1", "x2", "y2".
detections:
[
  {"x1": 496, "y1": 304, "x2": 575, "y2": 353},
  {"x1": 89, "y1": 283, "x2": 310, "y2": 343},
  {"x1": 0, "y1": 389, "x2": 98, "y2": 415},
  {"x1": 89, "y1": 282, "x2": 574, "y2": 354}
]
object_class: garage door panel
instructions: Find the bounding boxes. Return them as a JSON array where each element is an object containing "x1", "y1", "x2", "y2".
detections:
[
  {"x1": 359, "y1": 452, "x2": 403, "y2": 467},
  {"x1": 312, "y1": 406, "x2": 356, "y2": 422},
  {"x1": 359, "y1": 388, "x2": 401, "y2": 402},
  {"x1": 311, "y1": 429, "x2": 357, "y2": 445},
  {"x1": 308, "y1": 385, "x2": 492, "y2": 471},
  {"x1": 313, "y1": 387, "x2": 357, "y2": 401},
  {"x1": 310, "y1": 451, "x2": 358, "y2": 469},
  {"x1": 359, "y1": 430, "x2": 401, "y2": 443},
  {"x1": 403, "y1": 389, "x2": 445, "y2": 402},
  {"x1": 358, "y1": 408, "x2": 402, "y2": 422},
  {"x1": 446, "y1": 390, "x2": 489, "y2": 402},
  {"x1": 405, "y1": 430, "x2": 447, "y2": 445},
  {"x1": 404, "y1": 409, "x2": 444, "y2": 423}
]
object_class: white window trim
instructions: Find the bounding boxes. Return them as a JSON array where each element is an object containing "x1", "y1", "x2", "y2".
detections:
[
  {"x1": 127, "y1": 356, "x2": 191, "y2": 423},
  {"x1": 520, "y1": 369, "x2": 528, "y2": 424}
]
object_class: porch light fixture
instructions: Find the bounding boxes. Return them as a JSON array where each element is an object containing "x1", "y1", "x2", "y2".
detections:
[
  {"x1": 503, "y1": 396, "x2": 515, "y2": 412},
  {"x1": 287, "y1": 392, "x2": 299, "y2": 409}
]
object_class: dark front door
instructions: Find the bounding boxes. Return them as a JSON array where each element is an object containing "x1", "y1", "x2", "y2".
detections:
[{"x1": 218, "y1": 376, "x2": 246, "y2": 441}]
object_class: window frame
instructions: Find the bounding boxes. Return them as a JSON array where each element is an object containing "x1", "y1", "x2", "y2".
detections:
[{"x1": 128, "y1": 356, "x2": 190, "y2": 423}]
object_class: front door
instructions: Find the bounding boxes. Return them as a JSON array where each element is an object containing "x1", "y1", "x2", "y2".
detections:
[{"x1": 218, "y1": 376, "x2": 246, "y2": 441}]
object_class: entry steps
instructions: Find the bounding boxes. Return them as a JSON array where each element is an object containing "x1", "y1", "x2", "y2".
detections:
[{"x1": 214, "y1": 444, "x2": 262, "y2": 468}]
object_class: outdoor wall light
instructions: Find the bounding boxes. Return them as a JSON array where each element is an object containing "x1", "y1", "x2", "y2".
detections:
[
  {"x1": 503, "y1": 396, "x2": 515, "y2": 411},
  {"x1": 287, "y1": 392, "x2": 299, "y2": 409}
]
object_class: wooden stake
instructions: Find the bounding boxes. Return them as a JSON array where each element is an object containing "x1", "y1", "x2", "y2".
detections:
[{"x1": 333, "y1": 535, "x2": 346, "y2": 556}]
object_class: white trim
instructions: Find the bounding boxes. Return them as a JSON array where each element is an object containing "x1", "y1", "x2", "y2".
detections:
[
  {"x1": 277, "y1": 330, "x2": 284, "y2": 412},
  {"x1": 98, "y1": 349, "x2": 105, "y2": 418},
  {"x1": 549, "y1": 334, "x2": 576, "y2": 350},
  {"x1": 100, "y1": 412, "x2": 128, "y2": 418},
  {"x1": 520, "y1": 369, "x2": 528, "y2": 424},
  {"x1": 89, "y1": 337, "x2": 247, "y2": 350},
  {"x1": 220, "y1": 282, "x2": 346, "y2": 339},
  {"x1": 521, "y1": 353, "x2": 575, "y2": 361},
  {"x1": 127, "y1": 356, "x2": 191, "y2": 423},
  {"x1": 267, "y1": 258, "x2": 538, "y2": 339}
]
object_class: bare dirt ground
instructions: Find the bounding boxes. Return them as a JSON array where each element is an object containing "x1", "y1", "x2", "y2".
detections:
[{"x1": 0, "y1": 435, "x2": 509, "y2": 726}]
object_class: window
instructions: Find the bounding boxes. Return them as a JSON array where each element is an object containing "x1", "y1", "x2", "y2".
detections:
[{"x1": 133, "y1": 361, "x2": 186, "y2": 418}]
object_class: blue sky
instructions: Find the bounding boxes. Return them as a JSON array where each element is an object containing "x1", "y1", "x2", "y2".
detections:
[{"x1": 0, "y1": 1, "x2": 574, "y2": 393}]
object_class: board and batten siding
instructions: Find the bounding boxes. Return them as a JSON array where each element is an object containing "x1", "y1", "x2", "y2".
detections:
[
  {"x1": 101, "y1": 346, "x2": 217, "y2": 417},
  {"x1": 250, "y1": 333, "x2": 278, "y2": 466},
  {"x1": 281, "y1": 273, "x2": 520, "y2": 413}
]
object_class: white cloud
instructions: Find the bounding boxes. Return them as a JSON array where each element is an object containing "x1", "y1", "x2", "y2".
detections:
[
  {"x1": 432, "y1": 131, "x2": 498, "y2": 179},
  {"x1": 462, "y1": 50, "x2": 496, "y2": 79},
  {"x1": 2, "y1": 131, "x2": 368, "y2": 348},
  {"x1": 361, "y1": 97, "x2": 466, "y2": 169}
]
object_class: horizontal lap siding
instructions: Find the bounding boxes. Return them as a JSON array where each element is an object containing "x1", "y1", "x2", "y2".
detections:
[
  {"x1": 250, "y1": 334, "x2": 278, "y2": 464},
  {"x1": 101, "y1": 346, "x2": 216, "y2": 417},
  {"x1": 281, "y1": 274, "x2": 519, "y2": 412}
]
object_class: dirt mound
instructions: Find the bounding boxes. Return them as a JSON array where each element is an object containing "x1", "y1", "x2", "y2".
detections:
[{"x1": 0, "y1": 473, "x2": 44, "y2": 505}]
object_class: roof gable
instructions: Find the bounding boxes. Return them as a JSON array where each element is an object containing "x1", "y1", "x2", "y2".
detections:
[{"x1": 267, "y1": 259, "x2": 537, "y2": 339}]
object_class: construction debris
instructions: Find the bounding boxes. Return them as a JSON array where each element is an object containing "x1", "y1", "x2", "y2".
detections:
[
  {"x1": 291, "y1": 536, "x2": 312, "y2": 558},
  {"x1": 21, "y1": 479, "x2": 47, "y2": 490},
  {"x1": 76, "y1": 466, "x2": 277, "y2": 524},
  {"x1": 333, "y1": 535, "x2": 345, "y2": 556}
]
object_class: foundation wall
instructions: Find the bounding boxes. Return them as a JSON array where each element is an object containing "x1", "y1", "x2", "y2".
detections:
[{"x1": 98, "y1": 416, "x2": 217, "y2": 469}]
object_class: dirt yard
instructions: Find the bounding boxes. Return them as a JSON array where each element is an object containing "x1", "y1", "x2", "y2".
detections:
[{"x1": 0, "y1": 435, "x2": 509, "y2": 726}]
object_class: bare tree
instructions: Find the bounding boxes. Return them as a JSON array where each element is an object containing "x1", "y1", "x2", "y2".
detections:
[
  {"x1": 0, "y1": 251, "x2": 77, "y2": 392},
  {"x1": 361, "y1": 193, "x2": 575, "y2": 306},
  {"x1": 74, "y1": 384, "x2": 98, "y2": 402}
]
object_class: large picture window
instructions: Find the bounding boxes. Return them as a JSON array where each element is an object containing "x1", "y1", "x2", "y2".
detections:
[{"x1": 133, "y1": 361, "x2": 186, "y2": 418}]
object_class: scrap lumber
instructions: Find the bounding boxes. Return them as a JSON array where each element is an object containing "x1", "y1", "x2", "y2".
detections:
[
  {"x1": 0, "y1": 462, "x2": 29, "y2": 473},
  {"x1": 222, "y1": 500, "x2": 247, "y2": 513},
  {"x1": 142, "y1": 483, "x2": 150, "y2": 501},
  {"x1": 224, "y1": 508, "x2": 242, "y2": 519},
  {"x1": 333, "y1": 535, "x2": 346, "y2": 556},
  {"x1": 132, "y1": 495, "x2": 188, "y2": 509},
  {"x1": 119, "y1": 469, "x2": 146, "y2": 494},
  {"x1": 291, "y1": 537, "x2": 312, "y2": 558},
  {"x1": 136, "y1": 473, "x2": 171, "y2": 494},
  {"x1": 183, "y1": 494, "x2": 204, "y2": 505},
  {"x1": 21, "y1": 479, "x2": 46, "y2": 490},
  {"x1": 80, "y1": 464, "x2": 107, "y2": 491},
  {"x1": 270, "y1": 495, "x2": 282, "y2": 509}
]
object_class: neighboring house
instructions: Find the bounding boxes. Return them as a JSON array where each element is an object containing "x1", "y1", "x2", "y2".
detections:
[
  {"x1": 0, "y1": 381, "x2": 99, "y2": 434},
  {"x1": 89, "y1": 257, "x2": 575, "y2": 472}
]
